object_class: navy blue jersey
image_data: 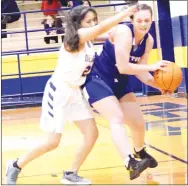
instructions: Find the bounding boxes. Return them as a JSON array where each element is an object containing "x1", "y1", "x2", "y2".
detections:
[{"x1": 90, "y1": 23, "x2": 149, "y2": 84}]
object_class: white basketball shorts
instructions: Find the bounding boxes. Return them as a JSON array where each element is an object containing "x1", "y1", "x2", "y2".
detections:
[{"x1": 40, "y1": 79, "x2": 93, "y2": 133}]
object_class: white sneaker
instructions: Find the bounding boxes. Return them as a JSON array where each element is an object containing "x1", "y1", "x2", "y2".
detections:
[
  {"x1": 61, "y1": 171, "x2": 91, "y2": 184},
  {"x1": 5, "y1": 160, "x2": 21, "y2": 184}
]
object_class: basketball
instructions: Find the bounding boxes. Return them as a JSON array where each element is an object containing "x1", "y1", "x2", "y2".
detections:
[{"x1": 153, "y1": 61, "x2": 183, "y2": 92}]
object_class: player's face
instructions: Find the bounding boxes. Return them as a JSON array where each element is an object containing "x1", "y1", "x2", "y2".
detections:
[
  {"x1": 133, "y1": 10, "x2": 152, "y2": 35},
  {"x1": 81, "y1": 11, "x2": 98, "y2": 28}
]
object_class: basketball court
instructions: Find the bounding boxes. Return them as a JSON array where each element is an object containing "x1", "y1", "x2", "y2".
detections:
[
  {"x1": 2, "y1": 95, "x2": 187, "y2": 184},
  {"x1": 1, "y1": 0, "x2": 187, "y2": 185}
]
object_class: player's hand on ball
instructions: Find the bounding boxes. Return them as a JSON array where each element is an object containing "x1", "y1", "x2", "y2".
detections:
[{"x1": 150, "y1": 60, "x2": 170, "y2": 72}]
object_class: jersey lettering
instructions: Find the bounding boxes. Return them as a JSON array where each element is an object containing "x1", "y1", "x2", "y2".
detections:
[{"x1": 129, "y1": 56, "x2": 140, "y2": 62}]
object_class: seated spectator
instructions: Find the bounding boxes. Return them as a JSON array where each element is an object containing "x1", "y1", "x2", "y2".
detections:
[
  {"x1": 82, "y1": 0, "x2": 91, "y2": 7},
  {"x1": 1, "y1": 0, "x2": 21, "y2": 38},
  {"x1": 43, "y1": 15, "x2": 65, "y2": 44},
  {"x1": 41, "y1": 0, "x2": 61, "y2": 16}
]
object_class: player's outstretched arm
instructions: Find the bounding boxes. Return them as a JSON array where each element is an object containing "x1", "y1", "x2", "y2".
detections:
[{"x1": 78, "y1": 6, "x2": 137, "y2": 44}]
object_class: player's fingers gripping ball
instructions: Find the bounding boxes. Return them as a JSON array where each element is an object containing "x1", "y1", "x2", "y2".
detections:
[{"x1": 154, "y1": 61, "x2": 183, "y2": 93}]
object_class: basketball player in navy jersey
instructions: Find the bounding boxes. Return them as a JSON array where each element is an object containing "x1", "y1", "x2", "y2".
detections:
[{"x1": 83, "y1": 3, "x2": 170, "y2": 172}]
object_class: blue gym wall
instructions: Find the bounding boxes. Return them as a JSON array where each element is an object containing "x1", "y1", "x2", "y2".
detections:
[{"x1": 2, "y1": 8, "x2": 188, "y2": 97}]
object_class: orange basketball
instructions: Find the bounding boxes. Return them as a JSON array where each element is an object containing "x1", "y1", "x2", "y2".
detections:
[{"x1": 153, "y1": 61, "x2": 183, "y2": 92}]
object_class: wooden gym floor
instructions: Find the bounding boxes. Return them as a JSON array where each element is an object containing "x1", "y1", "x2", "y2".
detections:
[{"x1": 2, "y1": 95, "x2": 188, "y2": 184}]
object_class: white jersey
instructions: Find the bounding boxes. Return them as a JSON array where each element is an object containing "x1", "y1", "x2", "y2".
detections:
[
  {"x1": 52, "y1": 41, "x2": 95, "y2": 87},
  {"x1": 40, "y1": 42, "x2": 95, "y2": 133}
]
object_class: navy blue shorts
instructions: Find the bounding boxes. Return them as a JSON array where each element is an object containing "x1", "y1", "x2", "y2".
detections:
[{"x1": 83, "y1": 75, "x2": 133, "y2": 105}]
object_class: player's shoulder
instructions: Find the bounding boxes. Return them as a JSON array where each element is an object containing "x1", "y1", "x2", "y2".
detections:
[
  {"x1": 116, "y1": 23, "x2": 131, "y2": 32},
  {"x1": 112, "y1": 24, "x2": 132, "y2": 38}
]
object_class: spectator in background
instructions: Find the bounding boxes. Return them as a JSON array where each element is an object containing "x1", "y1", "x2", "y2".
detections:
[
  {"x1": 67, "y1": 0, "x2": 82, "y2": 7},
  {"x1": 82, "y1": 0, "x2": 91, "y2": 7},
  {"x1": 41, "y1": 0, "x2": 61, "y2": 16},
  {"x1": 1, "y1": 0, "x2": 21, "y2": 38},
  {"x1": 43, "y1": 15, "x2": 65, "y2": 44}
]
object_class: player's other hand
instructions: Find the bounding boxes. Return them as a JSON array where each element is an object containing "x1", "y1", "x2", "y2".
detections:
[
  {"x1": 150, "y1": 60, "x2": 170, "y2": 72},
  {"x1": 160, "y1": 89, "x2": 173, "y2": 96}
]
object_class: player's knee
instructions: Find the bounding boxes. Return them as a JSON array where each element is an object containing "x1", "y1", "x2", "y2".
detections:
[
  {"x1": 46, "y1": 138, "x2": 60, "y2": 150},
  {"x1": 110, "y1": 112, "x2": 125, "y2": 124}
]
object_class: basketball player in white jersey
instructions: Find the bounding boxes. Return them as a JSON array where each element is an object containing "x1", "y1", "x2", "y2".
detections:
[{"x1": 5, "y1": 5, "x2": 143, "y2": 185}]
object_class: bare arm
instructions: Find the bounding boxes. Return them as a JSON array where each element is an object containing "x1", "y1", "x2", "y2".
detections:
[
  {"x1": 78, "y1": 6, "x2": 137, "y2": 44},
  {"x1": 114, "y1": 25, "x2": 155, "y2": 75},
  {"x1": 94, "y1": 32, "x2": 109, "y2": 42},
  {"x1": 135, "y1": 34, "x2": 160, "y2": 89},
  {"x1": 114, "y1": 26, "x2": 169, "y2": 74},
  {"x1": 94, "y1": 28, "x2": 115, "y2": 42}
]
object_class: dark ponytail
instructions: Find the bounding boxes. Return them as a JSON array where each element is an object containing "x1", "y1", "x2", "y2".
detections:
[{"x1": 64, "y1": 5, "x2": 97, "y2": 52}]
